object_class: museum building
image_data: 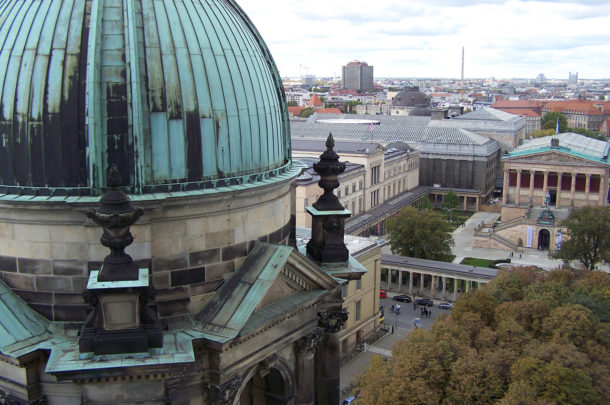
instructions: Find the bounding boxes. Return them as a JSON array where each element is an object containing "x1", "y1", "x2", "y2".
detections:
[{"x1": 0, "y1": 1, "x2": 366, "y2": 404}]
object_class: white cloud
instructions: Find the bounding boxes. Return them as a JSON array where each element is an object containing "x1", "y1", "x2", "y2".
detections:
[{"x1": 237, "y1": 0, "x2": 610, "y2": 79}]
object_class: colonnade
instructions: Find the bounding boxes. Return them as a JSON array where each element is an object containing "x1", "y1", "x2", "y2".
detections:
[
  {"x1": 384, "y1": 268, "x2": 487, "y2": 301},
  {"x1": 502, "y1": 168, "x2": 608, "y2": 207}
]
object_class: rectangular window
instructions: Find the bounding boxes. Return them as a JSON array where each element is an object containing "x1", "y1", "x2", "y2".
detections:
[
  {"x1": 352, "y1": 183, "x2": 356, "y2": 193},
  {"x1": 337, "y1": 189, "x2": 341, "y2": 198},
  {"x1": 345, "y1": 186, "x2": 349, "y2": 196},
  {"x1": 356, "y1": 279, "x2": 361, "y2": 290},
  {"x1": 342, "y1": 285, "x2": 347, "y2": 298},
  {"x1": 355, "y1": 301, "x2": 361, "y2": 321},
  {"x1": 359, "y1": 180, "x2": 363, "y2": 190},
  {"x1": 358, "y1": 198, "x2": 362, "y2": 212},
  {"x1": 352, "y1": 201, "x2": 356, "y2": 213}
]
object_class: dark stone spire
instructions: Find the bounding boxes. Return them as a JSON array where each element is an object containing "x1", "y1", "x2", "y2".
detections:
[
  {"x1": 87, "y1": 165, "x2": 144, "y2": 281},
  {"x1": 306, "y1": 134, "x2": 350, "y2": 263}
]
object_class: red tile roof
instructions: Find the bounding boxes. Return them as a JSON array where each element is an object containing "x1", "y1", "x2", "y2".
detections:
[
  {"x1": 315, "y1": 108, "x2": 342, "y2": 114},
  {"x1": 308, "y1": 93, "x2": 323, "y2": 107},
  {"x1": 542, "y1": 100, "x2": 606, "y2": 115},
  {"x1": 494, "y1": 107, "x2": 540, "y2": 117},
  {"x1": 288, "y1": 106, "x2": 306, "y2": 116},
  {"x1": 491, "y1": 100, "x2": 545, "y2": 109}
]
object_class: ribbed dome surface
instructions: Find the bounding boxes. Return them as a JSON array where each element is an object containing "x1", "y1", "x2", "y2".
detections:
[
  {"x1": 0, "y1": 0, "x2": 290, "y2": 195},
  {"x1": 392, "y1": 86, "x2": 429, "y2": 107}
]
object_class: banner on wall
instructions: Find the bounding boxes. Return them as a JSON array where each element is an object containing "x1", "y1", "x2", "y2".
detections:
[
  {"x1": 556, "y1": 230, "x2": 563, "y2": 249},
  {"x1": 526, "y1": 226, "x2": 534, "y2": 248}
]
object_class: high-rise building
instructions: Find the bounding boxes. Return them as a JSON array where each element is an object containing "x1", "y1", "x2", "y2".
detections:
[
  {"x1": 569, "y1": 72, "x2": 579, "y2": 84},
  {"x1": 535, "y1": 73, "x2": 546, "y2": 84},
  {"x1": 342, "y1": 60, "x2": 374, "y2": 90}
]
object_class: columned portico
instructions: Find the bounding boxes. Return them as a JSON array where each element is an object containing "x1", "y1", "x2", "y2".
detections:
[{"x1": 501, "y1": 134, "x2": 610, "y2": 209}]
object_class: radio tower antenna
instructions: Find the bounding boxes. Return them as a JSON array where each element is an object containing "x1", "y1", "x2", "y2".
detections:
[{"x1": 460, "y1": 46, "x2": 464, "y2": 101}]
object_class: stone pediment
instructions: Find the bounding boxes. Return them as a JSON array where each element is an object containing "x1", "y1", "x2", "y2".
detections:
[
  {"x1": 194, "y1": 242, "x2": 338, "y2": 343},
  {"x1": 506, "y1": 151, "x2": 600, "y2": 167}
]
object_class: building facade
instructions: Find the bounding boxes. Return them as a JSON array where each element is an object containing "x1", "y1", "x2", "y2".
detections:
[
  {"x1": 0, "y1": 2, "x2": 367, "y2": 404},
  {"x1": 342, "y1": 61, "x2": 374, "y2": 91}
]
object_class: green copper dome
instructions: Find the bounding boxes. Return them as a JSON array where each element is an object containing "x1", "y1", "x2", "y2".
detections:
[{"x1": 0, "y1": 0, "x2": 291, "y2": 195}]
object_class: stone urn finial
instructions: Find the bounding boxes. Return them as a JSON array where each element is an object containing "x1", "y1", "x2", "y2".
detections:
[{"x1": 87, "y1": 164, "x2": 144, "y2": 281}]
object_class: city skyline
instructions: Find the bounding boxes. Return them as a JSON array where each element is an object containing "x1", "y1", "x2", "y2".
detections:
[{"x1": 239, "y1": 0, "x2": 610, "y2": 80}]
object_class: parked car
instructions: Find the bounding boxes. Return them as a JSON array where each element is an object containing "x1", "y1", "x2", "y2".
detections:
[
  {"x1": 415, "y1": 298, "x2": 433, "y2": 306},
  {"x1": 438, "y1": 302, "x2": 454, "y2": 310},
  {"x1": 392, "y1": 294, "x2": 412, "y2": 303},
  {"x1": 379, "y1": 289, "x2": 387, "y2": 299},
  {"x1": 342, "y1": 396, "x2": 356, "y2": 405}
]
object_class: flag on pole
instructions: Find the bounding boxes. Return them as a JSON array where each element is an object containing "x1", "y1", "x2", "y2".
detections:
[{"x1": 555, "y1": 117, "x2": 560, "y2": 135}]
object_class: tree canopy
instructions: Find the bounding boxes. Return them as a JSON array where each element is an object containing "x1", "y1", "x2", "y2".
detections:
[
  {"x1": 541, "y1": 112, "x2": 568, "y2": 133},
  {"x1": 551, "y1": 206, "x2": 610, "y2": 270},
  {"x1": 386, "y1": 207, "x2": 454, "y2": 261},
  {"x1": 441, "y1": 191, "x2": 460, "y2": 223},
  {"x1": 355, "y1": 267, "x2": 610, "y2": 404}
]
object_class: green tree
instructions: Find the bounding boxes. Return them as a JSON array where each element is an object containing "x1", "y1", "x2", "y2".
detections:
[
  {"x1": 418, "y1": 195, "x2": 434, "y2": 211},
  {"x1": 529, "y1": 128, "x2": 556, "y2": 138},
  {"x1": 551, "y1": 206, "x2": 610, "y2": 270},
  {"x1": 386, "y1": 207, "x2": 454, "y2": 261},
  {"x1": 355, "y1": 268, "x2": 610, "y2": 403},
  {"x1": 299, "y1": 107, "x2": 314, "y2": 118},
  {"x1": 441, "y1": 191, "x2": 460, "y2": 223},
  {"x1": 286, "y1": 101, "x2": 297, "y2": 106},
  {"x1": 541, "y1": 112, "x2": 568, "y2": 132}
]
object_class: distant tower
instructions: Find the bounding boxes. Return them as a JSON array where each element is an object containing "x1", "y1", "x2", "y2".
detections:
[
  {"x1": 460, "y1": 47, "x2": 464, "y2": 100},
  {"x1": 342, "y1": 60, "x2": 374, "y2": 90}
]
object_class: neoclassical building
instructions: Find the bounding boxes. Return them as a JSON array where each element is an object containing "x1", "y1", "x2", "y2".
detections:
[
  {"x1": 475, "y1": 133, "x2": 610, "y2": 252},
  {"x1": 502, "y1": 134, "x2": 609, "y2": 211},
  {"x1": 0, "y1": 1, "x2": 365, "y2": 404}
]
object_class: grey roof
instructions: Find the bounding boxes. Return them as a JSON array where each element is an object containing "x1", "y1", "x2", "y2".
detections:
[
  {"x1": 455, "y1": 107, "x2": 522, "y2": 122},
  {"x1": 292, "y1": 139, "x2": 385, "y2": 155},
  {"x1": 290, "y1": 114, "x2": 498, "y2": 152}
]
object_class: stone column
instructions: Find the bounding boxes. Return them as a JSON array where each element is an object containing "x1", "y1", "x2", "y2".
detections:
[
  {"x1": 465, "y1": 280, "x2": 470, "y2": 293},
  {"x1": 397, "y1": 271, "x2": 403, "y2": 293},
  {"x1": 442, "y1": 276, "x2": 447, "y2": 299},
  {"x1": 408, "y1": 271, "x2": 413, "y2": 295},
  {"x1": 542, "y1": 171, "x2": 549, "y2": 206},
  {"x1": 296, "y1": 328, "x2": 324, "y2": 405},
  {"x1": 529, "y1": 170, "x2": 535, "y2": 200},
  {"x1": 315, "y1": 310, "x2": 348, "y2": 405},
  {"x1": 431, "y1": 275, "x2": 436, "y2": 298},
  {"x1": 556, "y1": 172, "x2": 563, "y2": 208},
  {"x1": 502, "y1": 169, "x2": 509, "y2": 204},
  {"x1": 420, "y1": 273, "x2": 425, "y2": 296},
  {"x1": 599, "y1": 175, "x2": 607, "y2": 206},
  {"x1": 585, "y1": 174, "x2": 591, "y2": 204},
  {"x1": 515, "y1": 169, "x2": 522, "y2": 205},
  {"x1": 570, "y1": 172, "x2": 577, "y2": 203},
  {"x1": 453, "y1": 279, "x2": 458, "y2": 301},
  {"x1": 387, "y1": 269, "x2": 392, "y2": 291}
]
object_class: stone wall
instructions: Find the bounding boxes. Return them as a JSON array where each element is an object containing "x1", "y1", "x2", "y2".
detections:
[{"x1": 0, "y1": 179, "x2": 294, "y2": 321}]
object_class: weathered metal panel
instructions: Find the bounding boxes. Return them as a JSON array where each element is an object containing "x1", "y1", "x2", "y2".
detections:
[
  {"x1": 153, "y1": 0, "x2": 182, "y2": 119},
  {"x1": 151, "y1": 111, "x2": 170, "y2": 179},
  {"x1": 168, "y1": 118, "x2": 186, "y2": 179},
  {"x1": 200, "y1": 117, "x2": 217, "y2": 176},
  {"x1": 141, "y1": 0, "x2": 166, "y2": 112}
]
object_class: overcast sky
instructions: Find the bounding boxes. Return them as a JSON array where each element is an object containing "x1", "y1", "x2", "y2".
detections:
[{"x1": 238, "y1": 0, "x2": 610, "y2": 80}]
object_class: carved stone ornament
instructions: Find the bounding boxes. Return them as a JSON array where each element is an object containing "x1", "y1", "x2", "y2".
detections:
[
  {"x1": 296, "y1": 327, "x2": 325, "y2": 355},
  {"x1": 257, "y1": 354, "x2": 279, "y2": 378},
  {"x1": 87, "y1": 164, "x2": 144, "y2": 281},
  {"x1": 203, "y1": 375, "x2": 242, "y2": 405},
  {"x1": 318, "y1": 310, "x2": 348, "y2": 334}
]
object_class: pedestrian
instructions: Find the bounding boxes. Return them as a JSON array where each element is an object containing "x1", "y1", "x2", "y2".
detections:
[
  {"x1": 391, "y1": 304, "x2": 394, "y2": 312},
  {"x1": 413, "y1": 302, "x2": 416, "y2": 310},
  {"x1": 391, "y1": 325, "x2": 394, "y2": 334},
  {"x1": 519, "y1": 253, "x2": 522, "y2": 259},
  {"x1": 428, "y1": 310, "x2": 432, "y2": 318}
]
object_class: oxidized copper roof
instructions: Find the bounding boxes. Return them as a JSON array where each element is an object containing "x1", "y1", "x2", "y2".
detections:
[{"x1": 0, "y1": 0, "x2": 291, "y2": 196}]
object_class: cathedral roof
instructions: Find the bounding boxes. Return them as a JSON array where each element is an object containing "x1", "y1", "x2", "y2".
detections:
[{"x1": 0, "y1": 0, "x2": 291, "y2": 196}]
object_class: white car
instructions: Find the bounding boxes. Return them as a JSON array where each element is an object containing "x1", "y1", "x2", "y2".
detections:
[{"x1": 438, "y1": 302, "x2": 454, "y2": 309}]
